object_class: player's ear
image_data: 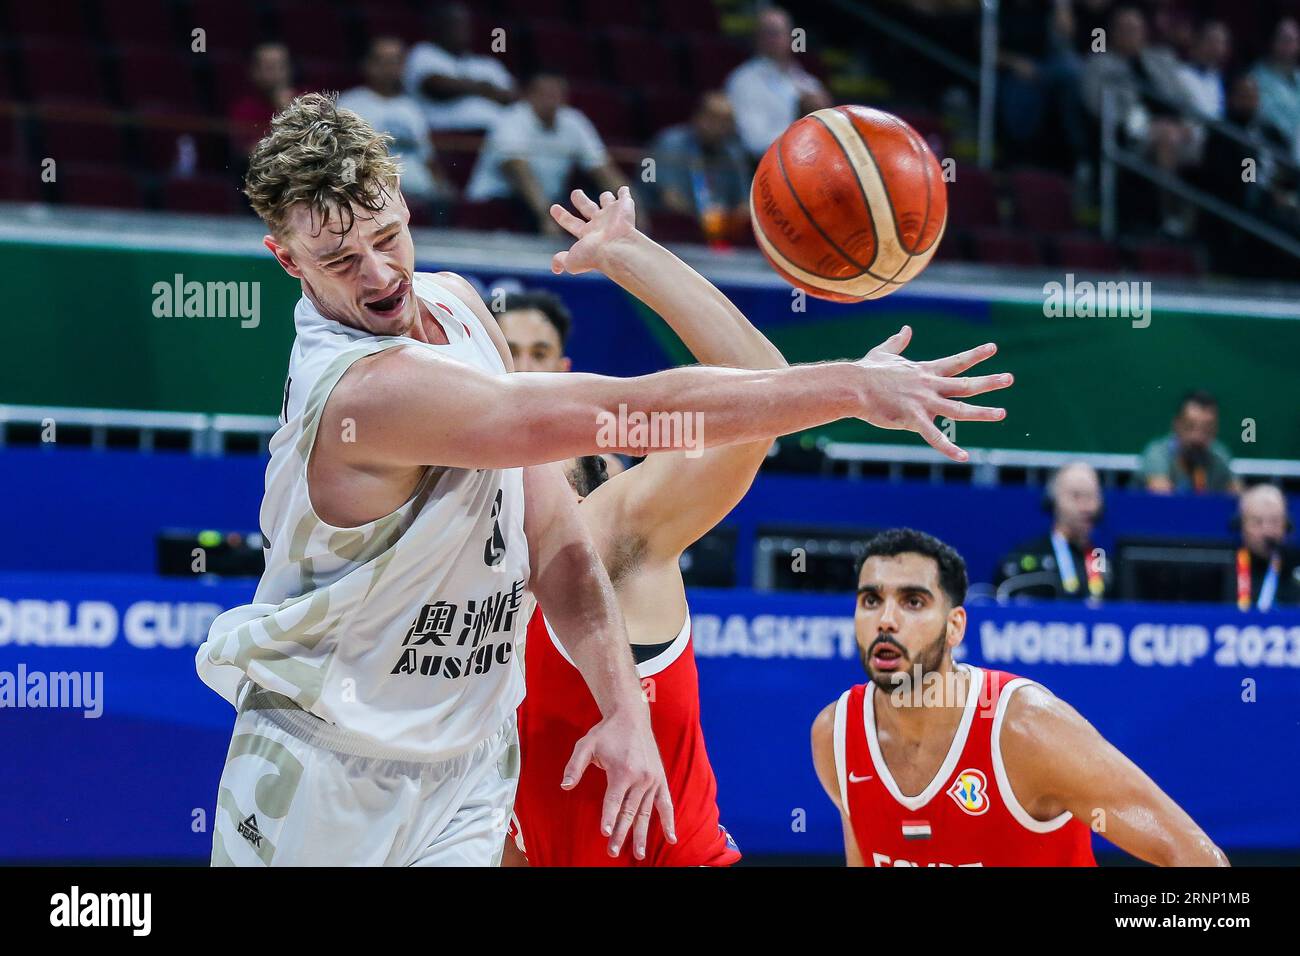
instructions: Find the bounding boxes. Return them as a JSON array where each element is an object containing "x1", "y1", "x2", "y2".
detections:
[
  {"x1": 946, "y1": 605, "x2": 966, "y2": 650},
  {"x1": 264, "y1": 235, "x2": 303, "y2": 279}
]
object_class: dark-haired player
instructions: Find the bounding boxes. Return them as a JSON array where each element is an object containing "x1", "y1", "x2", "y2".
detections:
[
  {"x1": 505, "y1": 191, "x2": 1013, "y2": 865},
  {"x1": 812, "y1": 528, "x2": 1228, "y2": 867}
]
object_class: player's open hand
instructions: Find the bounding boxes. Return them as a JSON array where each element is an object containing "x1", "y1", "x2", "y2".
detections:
[
  {"x1": 549, "y1": 186, "x2": 639, "y2": 277},
  {"x1": 855, "y1": 325, "x2": 1013, "y2": 463},
  {"x1": 562, "y1": 706, "x2": 676, "y2": 859}
]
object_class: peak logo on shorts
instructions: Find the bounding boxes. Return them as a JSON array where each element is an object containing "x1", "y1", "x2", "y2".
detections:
[{"x1": 947, "y1": 768, "x2": 990, "y2": 815}]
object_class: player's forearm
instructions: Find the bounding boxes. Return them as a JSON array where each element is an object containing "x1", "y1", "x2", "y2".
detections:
[
  {"x1": 533, "y1": 524, "x2": 644, "y2": 718},
  {"x1": 600, "y1": 232, "x2": 787, "y2": 371},
  {"x1": 506, "y1": 361, "x2": 862, "y2": 459}
]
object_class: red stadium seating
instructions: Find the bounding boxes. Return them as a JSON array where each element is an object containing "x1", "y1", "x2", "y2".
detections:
[
  {"x1": 39, "y1": 116, "x2": 128, "y2": 166},
  {"x1": 683, "y1": 34, "x2": 749, "y2": 90},
  {"x1": 114, "y1": 49, "x2": 202, "y2": 111},
  {"x1": 272, "y1": 3, "x2": 353, "y2": 62},
  {"x1": 0, "y1": 160, "x2": 41, "y2": 201},
  {"x1": 131, "y1": 107, "x2": 231, "y2": 175},
  {"x1": 568, "y1": 84, "x2": 636, "y2": 146},
  {"x1": 57, "y1": 164, "x2": 146, "y2": 209},
  {"x1": 454, "y1": 199, "x2": 530, "y2": 233},
  {"x1": 1008, "y1": 168, "x2": 1076, "y2": 234},
  {"x1": 641, "y1": 87, "x2": 697, "y2": 135},
  {"x1": 529, "y1": 21, "x2": 603, "y2": 80},
  {"x1": 660, "y1": 0, "x2": 721, "y2": 34},
  {"x1": 161, "y1": 174, "x2": 246, "y2": 215},
  {"x1": 19, "y1": 41, "x2": 107, "y2": 105},
  {"x1": 98, "y1": 0, "x2": 180, "y2": 49},
  {"x1": 605, "y1": 29, "x2": 683, "y2": 92},
  {"x1": 649, "y1": 209, "x2": 705, "y2": 244},
  {"x1": 576, "y1": 0, "x2": 648, "y2": 29},
  {"x1": 968, "y1": 228, "x2": 1044, "y2": 267},
  {"x1": 184, "y1": 0, "x2": 264, "y2": 56},
  {"x1": 358, "y1": 4, "x2": 429, "y2": 44},
  {"x1": 7, "y1": 2, "x2": 95, "y2": 43},
  {"x1": 1054, "y1": 235, "x2": 1123, "y2": 271},
  {"x1": 945, "y1": 166, "x2": 1001, "y2": 230},
  {"x1": 1131, "y1": 241, "x2": 1204, "y2": 277}
]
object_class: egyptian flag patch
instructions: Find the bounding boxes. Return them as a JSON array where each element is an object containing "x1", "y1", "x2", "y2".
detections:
[{"x1": 902, "y1": 820, "x2": 932, "y2": 841}]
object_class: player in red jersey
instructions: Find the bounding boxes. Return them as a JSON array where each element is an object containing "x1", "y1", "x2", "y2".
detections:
[
  {"x1": 505, "y1": 190, "x2": 1011, "y2": 865},
  {"x1": 812, "y1": 528, "x2": 1228, "y2": 867}
]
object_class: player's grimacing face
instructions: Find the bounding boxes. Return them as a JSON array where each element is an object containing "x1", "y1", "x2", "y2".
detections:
[
  {"x1": 855, "y1": 553, "x2": 963, "y2": 690},
  {"x1": 271, "y1": 188, "x2": 418, "y2": 336}
]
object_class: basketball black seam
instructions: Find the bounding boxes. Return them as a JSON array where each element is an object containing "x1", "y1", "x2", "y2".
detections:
[
  {"x1": 891, "y1": 112, "x2": 934, "y2": 273},
  {"x1": 773, "y1": 116, "x2": 891, "y2": 284},
  {"x1": 843, "y1": 107, "x2": 919, "y2": 284}
]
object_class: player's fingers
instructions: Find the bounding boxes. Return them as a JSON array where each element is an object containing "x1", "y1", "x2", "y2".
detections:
[
  {"x1": 550, "y1": 203, "x2": 587, "y2": 236},
  {"x1": 561, "y1": 737, "x2": 595, "y2": 790},
  {"x1": 599, "y1": 777, "x2": 631, "y2": 842},
  {"x1": 550, "y1": 251, "x2": 567, "y2": 275},
  {"x1": 630, "y1": 788, "x2": 656, "y2": 860},
  {"x1": 872, "y1": 324, "x2": 912, "y2": 356},
  {"x1": 923, "y1": 342, "x2": 997, "y2": 377},
  {"x1": 599, "y1": 190, "x2": 616, "y2": 208},
  {"x1": 938, "y1": 371, "x2": 1014, "y2": 398},
  {"x1": 653, "y1": 780, "x2": 677, "y2": 845},
  {"x1": 570, "y1": 189, "x2": 600, "y2": 219},
  {"x1": 608, "y1": 782, "x2": 643, "y2": 857},
  {"x1": 934, "y1": 399, "x2": 1006, "y2": 423},
  {"x1": 915, "y1": 416, "x2": 968, "y2": 463}
]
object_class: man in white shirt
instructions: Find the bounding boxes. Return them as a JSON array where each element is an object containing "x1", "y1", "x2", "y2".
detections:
[
  {"x1": 340, "y1": 37, "x2": 451, "y2": 208},
  {"x1": 1176, "y1": 20, "x2": 1230, "y2": 120},
  {"x1": 725, "y1": 6, "x2": 831, "y2": 159},
  {"x1": 466, "y1": 73, "x2": 629, "y2": 234},
  {"x1": 404, "y1": 1, "x2": 516, "y2": 130}
]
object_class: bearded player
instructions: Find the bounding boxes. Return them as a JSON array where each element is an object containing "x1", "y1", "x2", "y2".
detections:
[
  {"x1": 812, "y1": 528, "x2": 1228, "y2": 867},
  {"x1": 503, "y1": 190, "x2": 1012, "y2": 865}
]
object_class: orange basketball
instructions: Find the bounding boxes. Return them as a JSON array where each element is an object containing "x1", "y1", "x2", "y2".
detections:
[{"x1": 750, "y1": 105, "x2": 947, "y2": 302}]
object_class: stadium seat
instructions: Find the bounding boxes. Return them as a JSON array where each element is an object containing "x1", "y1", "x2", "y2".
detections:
[
  {"x1": 358, "y1": 3, "x2": 429, "y2": 44},
  {"x1": 1130, "y1": 241, "x2": 1204, "y2": 277},
  {"x1": 131, "y1": 107, "x2": 231, "y2": 175},
  {"x1": 184, "y1": 0, "x2": 264, "y2": 55},
  {"x1": 99, "y1": 0, "x2": 180, "y2": 49},
  {"x1": 7, "y1": 2, "x2": 95, "y2": 43},
  {"x1": 114, "y1": 49, "x2": 202, "y2": 111},
  {"x1": 207, "y1": 53, "x2": 254, "y2": 111},
  {"x1": 529, "y1": 21, "x2": 603, "y2": 81},
  {"x1": 39, "y1": 115, "x2": 129, "y2": 166},
  {"x1": 430, "y1": 130, "x2": 485, "y2": 192},
  {"x1": 641, "y1": 87, "x2": 698, "y2": 136},
  {"x1": 57, "y1": 163, "x2": 146, "y2": 209},
  {"x1": 568, "y1": 84, "x2": 636, "y2": 146},
  {"x1": 19, "y1": 41, "x2": 108, "y2": 105},
  {"x1": 659, "y1": 0, "x2": 721, "y2": 33},
  {"x1": 0, "y1": 160, "x2": 40, "y2": 202},
  {"x1": 649, "y1": 209, "x2": 705, "y2": 244},
  {"x1": 454, "y1": 199, "x2": 531, "y2": 233},
  {"x1": 577, "y1": 0, "x2": 649, "y2": 29},
  {"x1": 1053, "y1": 235, "x2": 1123, "y2": 271},
  {"x1": 498, "y1": 0, "x2": 572, "y2": 20},
  {"x1": 298, "y1": 60, "x2": 357, "y2": 97},
  {"x1": 684, "y1": 34, "x2": 750, "y2": 90},
  {"x1": 605, "y1": 29, "x2": 683, "y2": 92},
  {"x1": 161, "y1": 173, "x2": 245, "y2": 215},
  {"x1": 1008, "y1": 168, "x2": 1076, "y2": 234},
  {"x1": 968, "y1": 227, "x2": 1044, "y2": 267},
  {"x1": 945, "y1": 166, "x2": 1001, "y2": 230},
  {"x1": 272, "y1": 3, "x2": 354, "y2": 62}
]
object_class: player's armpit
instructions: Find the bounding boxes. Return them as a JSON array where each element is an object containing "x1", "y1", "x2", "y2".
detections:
[{"x1": 999, "y1": 684, "x2": 1229, "y2": 867}]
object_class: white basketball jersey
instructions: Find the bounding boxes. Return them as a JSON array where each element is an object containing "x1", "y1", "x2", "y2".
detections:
[{"x1": 196, "y1": 273, "x2": 531, "y2": 761}]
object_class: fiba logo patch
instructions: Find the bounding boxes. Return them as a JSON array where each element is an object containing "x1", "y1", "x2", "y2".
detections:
[{"x1": 947, "y1": 768, "x2": 990, "y2": 815}]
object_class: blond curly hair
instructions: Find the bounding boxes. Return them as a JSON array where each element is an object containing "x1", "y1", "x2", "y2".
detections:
[{"x1": 243, "y1": 91, "x2": 401, "y2": 238}]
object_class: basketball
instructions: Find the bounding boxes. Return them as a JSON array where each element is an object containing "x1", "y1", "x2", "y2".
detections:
[{"x1": 750, "y1": 106, "x2": 948, "y2": 302}]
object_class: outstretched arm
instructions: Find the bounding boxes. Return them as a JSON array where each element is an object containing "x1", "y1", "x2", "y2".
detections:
[{"x1": 1000, "y1": 684, "x2": 1229, "y2": 866}]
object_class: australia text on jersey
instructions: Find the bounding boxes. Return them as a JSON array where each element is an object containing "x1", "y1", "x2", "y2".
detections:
[{"x1": 390, "y1": 579, "x2": 526, "y2": 679}]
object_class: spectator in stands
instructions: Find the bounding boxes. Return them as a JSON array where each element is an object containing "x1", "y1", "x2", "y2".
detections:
[
  {"x1": 466, "y1": 73, "x2": 630, "y2": 235},
  {"x1": 1233, "y1": 484, "x2": 1300, "y2": 609},
  {"x1": 725, "y1": 6, "x2": 831, "y2": 159},
  {"x1": 405, "y1": 1, "x2": 516, "y2": 131},
  {"x1": 1080, "y1": 6, "x2": 1196, "y2": 234},
  {"x1": 1252, "y1": 17, "x2": 1300, "y2": 167},
  {"x1": 340, "y1": 37, "x2": 454, "y2": 220},
  {"x1": 229, "y1": 43, "x2": 298, "y2": 158},
  {"x1": 493, "y1": 289, "x2": 625, "y2": 478},
  {"x1": 1139, "y1": 389, "x2": 1240, "y2": 495},
  {"x1": 995, "y1": 462, "x2": 1114, "y2": 601},
  {"x1": 647, "y1": 91, "x2": 751, "y2": 240},
  {"x1": 996, "y1": 0, "x2": 1088, "y2": 166},
  {"x1": 1175, "y1": 20, "x2": 1231, "y2": 121}
]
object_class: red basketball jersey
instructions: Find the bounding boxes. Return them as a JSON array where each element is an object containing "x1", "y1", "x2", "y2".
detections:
[
  {"x1": 513, "y1": 607, "x2": 741, "y2": 866},
  {"x1": 834, "y1": 665, "x2": 1096, "y2": 867}
]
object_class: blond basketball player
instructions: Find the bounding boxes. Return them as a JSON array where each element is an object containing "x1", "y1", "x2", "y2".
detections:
[{"x1": 195, "y1": 93, "x2": 1012, "y2": 866}]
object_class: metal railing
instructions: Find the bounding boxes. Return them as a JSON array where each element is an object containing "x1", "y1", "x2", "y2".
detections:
[{"x1": 0, "y1": 404, "x2": 280, "y2": 455}]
